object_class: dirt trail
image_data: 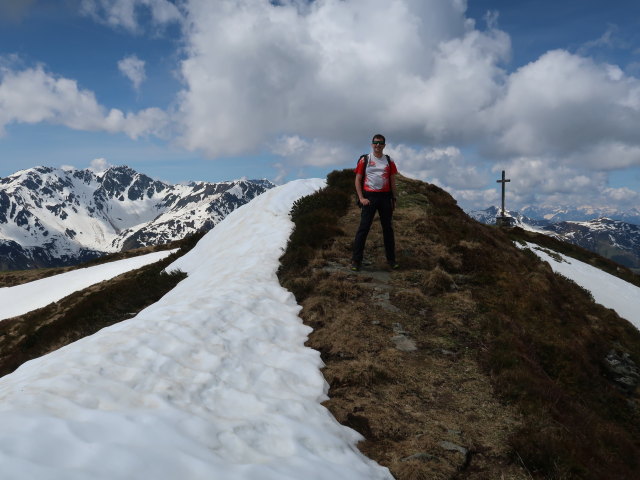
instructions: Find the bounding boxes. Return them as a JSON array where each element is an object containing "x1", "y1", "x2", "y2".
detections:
[{"x1": 288, "y1": 187, "x2": 529, "y2": 479}]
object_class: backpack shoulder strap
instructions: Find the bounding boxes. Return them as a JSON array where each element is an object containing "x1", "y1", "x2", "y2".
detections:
[{"x1": 357, "y1": 155, "x2": 369, "y2": 194}]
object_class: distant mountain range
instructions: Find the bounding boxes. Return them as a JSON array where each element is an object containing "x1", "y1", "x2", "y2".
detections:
[
  {"x1": 0, "y1": 165, "x2": 273, "y2": 270},
  {"x1": 468, "y1": 207, "x2": 550, "y2": 229},
  {"x1": 519, "y1": 205, "x2": 640, "y2": 225},
  {"x1": 469, "y1": 206, "x2": 640, "y2": 272}
]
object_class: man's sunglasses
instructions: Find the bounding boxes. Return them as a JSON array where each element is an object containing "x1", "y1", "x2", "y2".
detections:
[{"x1": 372, "y1": 141, "x2": 385, "y2": 145}]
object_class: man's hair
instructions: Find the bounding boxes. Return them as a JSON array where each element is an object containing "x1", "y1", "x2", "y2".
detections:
[{"x1": 372, "y1": 134, "x2": 386, "y2": 144}]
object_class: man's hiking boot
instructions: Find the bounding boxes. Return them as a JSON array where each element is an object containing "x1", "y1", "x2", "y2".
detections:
[
  {"x1": 389, "y1": 262, "x2": 400, "y2": 270},
  {"x1": 350, "y1": 261, "x2": 361, "y2": 272}
]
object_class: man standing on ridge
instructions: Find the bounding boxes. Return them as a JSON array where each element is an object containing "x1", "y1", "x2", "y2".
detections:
[{"x1": 351, "y1": 133, "x2": 399, "y2": 271}]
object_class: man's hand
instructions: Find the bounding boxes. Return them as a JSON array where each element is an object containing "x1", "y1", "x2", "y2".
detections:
[{"x1": 359, "y1": 197, "x2": 370, "y2": 206}]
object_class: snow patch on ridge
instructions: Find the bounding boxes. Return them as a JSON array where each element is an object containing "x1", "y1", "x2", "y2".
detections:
[
  {"x1": 0, "y1": 178, "x2": 393, "y2": 480},
  {"x1": 0, "y1": 249, "x2": 178, "y2": 321},
  {"x1": 517, "y1": 241, "x2": 640, "y2": 329}
]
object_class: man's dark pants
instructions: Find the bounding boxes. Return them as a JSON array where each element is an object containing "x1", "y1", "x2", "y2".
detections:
[{"x1": 352, "y1": 191, "x2": 395, "y2": 266}]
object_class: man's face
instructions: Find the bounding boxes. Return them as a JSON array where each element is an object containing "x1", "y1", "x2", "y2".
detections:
[{"x1": 372, "y1": 138, "x2": 385, "y2": 155}]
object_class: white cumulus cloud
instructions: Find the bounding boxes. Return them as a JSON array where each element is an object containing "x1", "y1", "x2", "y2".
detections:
[
  {"x1": 6, "y1": 0, "x2": 640, "y2": 212},
  {"x1": 271, "y1": 135, "x2": 351, "y2": 167},
  {"x1": 80, "y1": 0, "x2": 183, "y2": 32},
  {"x1": 0, "y1": 62, "x2": 169, "y2": 139},
  {"x1": 388, "y1": 144, "x2": 488, "y2": 190},
  {"x1": 89, "y1": 157, "x2": 112, "y2": 172},
  {"x1": 118, "y1": 54, "x2": 146, "y2": 90},
  {"x1": 603, "y1": 186, "x2": 640, "y2": 207},
  {"x1": 169, "y1": 0, "x2": 640, "y2": 211},
  {"x1": 175, "y1": 0, "x2": 510, "y2": 157},
  {"x1": 487, "y1": 50, "x2": 640, "y2": 163}
]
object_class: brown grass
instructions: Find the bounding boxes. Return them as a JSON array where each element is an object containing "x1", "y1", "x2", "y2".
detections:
[
  {"x1": 278, "y1": 170, "x2": 640, "y2": 479},
  {"x1": 279, "y1": 172, "x2": 529, "y2": 479}
]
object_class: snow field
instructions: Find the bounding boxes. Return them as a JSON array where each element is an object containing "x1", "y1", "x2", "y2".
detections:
[
  {"x1": 519, "y1": 242, "x2": 640, "y2": 329},
  {"x1": 0, "y1": 179, "x2": 393, "y2": 480},
  {"x1": 0, "y1": 249, "x2": 178, "y2": 321}
]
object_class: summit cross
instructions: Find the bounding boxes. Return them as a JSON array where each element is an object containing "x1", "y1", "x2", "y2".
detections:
[{"x1": 496, "y1": 170, "x2": 510, "y2": 217}]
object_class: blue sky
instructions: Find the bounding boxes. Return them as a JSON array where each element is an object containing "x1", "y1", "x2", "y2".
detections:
[{"x1": 1, "y1": 0, "x2": 640, "y2": 212}]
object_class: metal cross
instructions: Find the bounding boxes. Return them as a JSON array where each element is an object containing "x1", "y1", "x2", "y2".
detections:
[{"x1": 496, "y1": 170, "x2": 510, "y2": 218}]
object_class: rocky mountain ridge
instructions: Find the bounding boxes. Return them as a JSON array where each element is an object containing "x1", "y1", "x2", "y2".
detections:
[{"x1": 0, "y1": 165, "x2": 273, "y2": 270}]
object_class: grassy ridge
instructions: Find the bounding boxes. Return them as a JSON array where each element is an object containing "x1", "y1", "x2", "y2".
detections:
[
  {"x1": 278, "y1": 169, "x2": 640, "y2": 479},
  {"x1": 2, "y1": 171, "x2": 640, "y2": 478}
]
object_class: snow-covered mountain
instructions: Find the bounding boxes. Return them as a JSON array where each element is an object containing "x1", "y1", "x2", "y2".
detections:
[
  {"x1": 0, "y1": 165, "x2": 273, "y2": 270},
  {"x1": 467, "y1": 206, "x2": 550, "y2": 229},
  {"x1": 544, "y1": 218, "x2": 640, "y2": 270},
  {"x1": 519, "y1": 205, "x2": 640, "y2": 225},
  {"x1": 469, "y1": 207, "x2": 640, "y2": 271}
]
